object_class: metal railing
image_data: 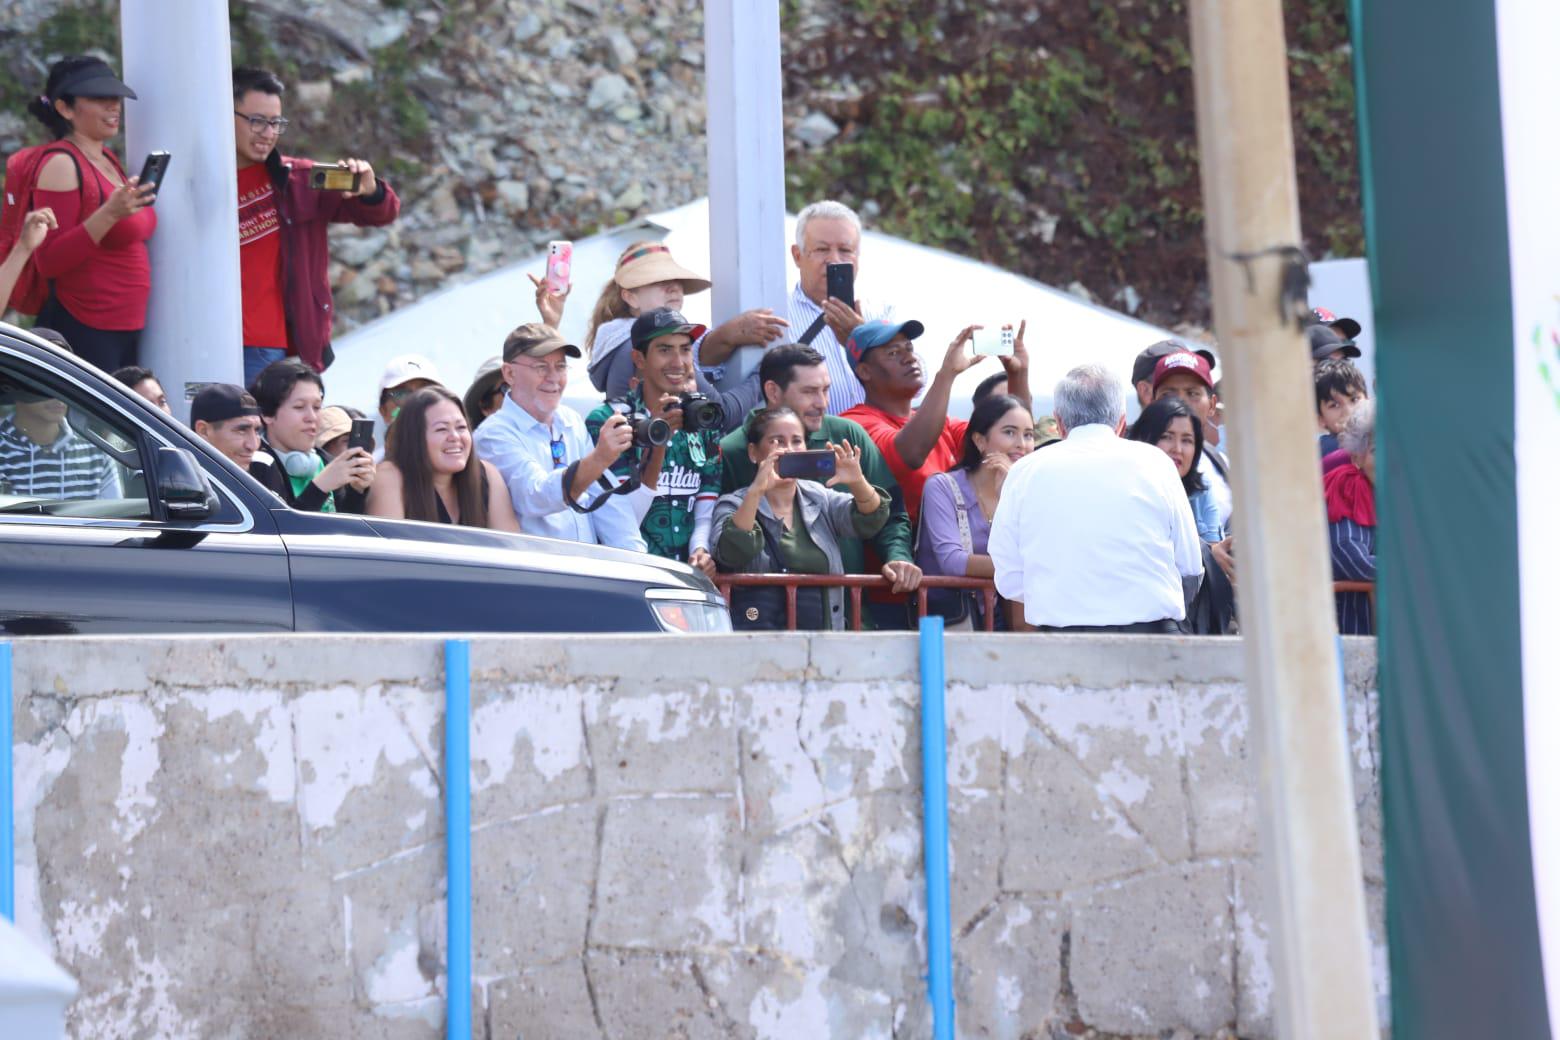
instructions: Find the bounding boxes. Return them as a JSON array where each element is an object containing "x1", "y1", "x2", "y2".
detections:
[
  {"x1": 1332, "y1": 580, "x2": 1377, "y2": 610},
  {"x1": 713, "y1": 574, "x2": 1000, "y2": 631},
  {"x1": 712, "y1": 574, "x2": 1379, "y2": 633}
]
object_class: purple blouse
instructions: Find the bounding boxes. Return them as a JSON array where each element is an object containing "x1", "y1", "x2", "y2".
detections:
[{"x1": 915, "y1": 468, "x2": 992, "y2": 578}]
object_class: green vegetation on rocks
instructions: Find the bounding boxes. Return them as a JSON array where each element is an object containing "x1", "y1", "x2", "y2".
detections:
[{"x1": 780, "y1": 0, "x2": 1363, "y2": 329}]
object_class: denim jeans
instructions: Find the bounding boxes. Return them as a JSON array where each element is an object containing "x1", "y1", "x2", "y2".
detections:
[{"x1": 243, "y1": 347, "x2": 288, "y2": 388}]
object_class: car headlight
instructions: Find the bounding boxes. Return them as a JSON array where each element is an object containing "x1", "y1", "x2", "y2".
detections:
[{"x1": 645, "y1": 589, "x2": 732, "y2": 633}]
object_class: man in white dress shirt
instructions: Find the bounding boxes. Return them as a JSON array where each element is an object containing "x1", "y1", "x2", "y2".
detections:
[
  {"x1": 473, "y1": 323, "x2": 650, "y2": 548},
  {"x1": 989, "y1": 364, "x2": 1203, "y2": 632},
  {"x1": 785, "y1": 200, "x2": 895, "y2": 415}
]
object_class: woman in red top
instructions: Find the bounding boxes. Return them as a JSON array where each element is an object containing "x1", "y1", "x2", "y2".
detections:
[{"x1": 26, "y1": 56, "x2": 157, "y2": 372}]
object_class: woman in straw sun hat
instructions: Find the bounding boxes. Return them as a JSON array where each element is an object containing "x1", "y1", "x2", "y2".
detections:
[{"x1": 568, "y1": 242, "x2": 789, "y2": 428}]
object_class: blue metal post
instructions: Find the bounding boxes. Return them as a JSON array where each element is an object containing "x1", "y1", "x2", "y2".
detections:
[
  {"x1": 443, "y1": 639, "x2": 471, "y2": 1040},
  {"x1": 919, "y1": 616, "x2": 955, "y2": 1038},
  {"x1": 0, "y1": 642, "x2": 11, "y2": 922}
]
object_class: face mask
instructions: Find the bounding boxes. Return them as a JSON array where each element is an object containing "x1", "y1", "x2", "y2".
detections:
[{"x1": 277, "y1": 449, "x2": 317, "y2": 478}]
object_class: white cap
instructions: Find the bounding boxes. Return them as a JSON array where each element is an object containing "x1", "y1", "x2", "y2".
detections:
[{"x1": 379, "y1": 354, "x2": 441, "y2": 392}]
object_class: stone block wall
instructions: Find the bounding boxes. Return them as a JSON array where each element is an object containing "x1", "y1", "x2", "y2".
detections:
[{"x1": 10, "y1": 634, "x2": 1384, "y2": 1038}]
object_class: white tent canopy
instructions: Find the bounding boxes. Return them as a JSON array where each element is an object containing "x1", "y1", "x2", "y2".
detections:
[{"x1": 327, "y1": 198, "x2": 1181, "y2": 425}]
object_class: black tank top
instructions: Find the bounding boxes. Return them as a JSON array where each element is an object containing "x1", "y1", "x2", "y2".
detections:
[{"x1": 434, "y1": 467, "x2": 490, "y2": 526}]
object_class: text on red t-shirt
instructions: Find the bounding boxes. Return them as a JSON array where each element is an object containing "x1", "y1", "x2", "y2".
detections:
[{"x1": 237, "y1": 163, "x2": 290, "y2": 349}]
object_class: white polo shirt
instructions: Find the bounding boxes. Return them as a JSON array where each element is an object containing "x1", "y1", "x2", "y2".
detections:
[{"x1": 989, "y1": 423, "x2": 1203, "y2": 627}]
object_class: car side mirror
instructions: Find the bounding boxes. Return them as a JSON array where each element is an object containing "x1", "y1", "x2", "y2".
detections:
[{"x1": 155, "y1": 446, "x2": 219, "y2": 521}]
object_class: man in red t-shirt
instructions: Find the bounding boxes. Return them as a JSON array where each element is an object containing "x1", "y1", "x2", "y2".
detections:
[
  {"x1": 232, "y1": 66, "x2": 400, "y2": 386},
  {"x1": 840, "y1": 319, "x2": 1030, "y2": 521}
]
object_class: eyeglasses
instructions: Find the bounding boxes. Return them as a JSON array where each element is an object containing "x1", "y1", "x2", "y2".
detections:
[
  {"x1": 516, "y1": 362, "x2": 569, "y2": 379},
  {"x1": 385, "y1": 386, "x2": 417, "y2": 403},
  {"x1": 234, "y1": 111, "x2": 289, "y2": 135},
  {"x1": 483, "y1": 383, "x2": 508, "y2": 404},
  {"x1": 550, "y1": 431, "x2": 566, "y2": 469}
]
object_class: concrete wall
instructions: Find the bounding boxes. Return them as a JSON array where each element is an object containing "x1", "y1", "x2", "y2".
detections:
[{"x1": 10, "y1": 634, "x2": 1385, "y2": 1039}]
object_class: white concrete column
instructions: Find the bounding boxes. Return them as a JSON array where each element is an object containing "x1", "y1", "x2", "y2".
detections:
[
  {"x1": 703, "y1": 0, "x2": 789, "y2": 378},
  {"x1": 121, "y1": 0, "x2": 243, "y2": 420}
]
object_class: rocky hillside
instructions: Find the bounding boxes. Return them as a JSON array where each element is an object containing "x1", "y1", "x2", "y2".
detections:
[{"x1": 0, "y1": 0, "x2": 1361, "y2": 337}]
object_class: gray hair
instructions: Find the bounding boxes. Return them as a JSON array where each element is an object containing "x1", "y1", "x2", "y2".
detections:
[
  {"x1": 794, "y1": 200, "x2": 862, "y2": 250},
  {"x1": 1053, "y1": 364, "x2": 1126, "y2": 432},
  {"x1": 1339, "y1": 398, "x2": 1375, "y2": 456}
]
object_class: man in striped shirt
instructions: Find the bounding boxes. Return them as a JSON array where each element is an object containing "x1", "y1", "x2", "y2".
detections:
[
  {"x1": 787, "y1": 200, "x2": 895, "y2": 415},
  {"x1": 0, "y1": 390, "x2": 120, "y2": 501}
]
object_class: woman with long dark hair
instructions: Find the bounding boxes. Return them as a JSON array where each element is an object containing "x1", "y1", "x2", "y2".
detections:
[
  {"x1": 26, "y1": 56, "x2": 157, "y2": 371},
  {"x1": 917, "y1": 393, "x2": 1035, "y2": 579},
  {"x1": 1128, "y1": 396, "x2": 1234, "y2": 633},
  {"x1": 1127, "y1": 396, "x2": 1223, "y2": 543},
  {"x1": 367, "y1": 386, "x2": 520, "y2": 531},
  {"x1": 915, "y1": 393, "x2": 1034, "y2": 628}
]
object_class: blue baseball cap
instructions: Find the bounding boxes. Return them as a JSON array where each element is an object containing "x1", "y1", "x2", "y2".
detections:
[{"x1": 844, "y1": 319, "x2": 925, "y2": 372}]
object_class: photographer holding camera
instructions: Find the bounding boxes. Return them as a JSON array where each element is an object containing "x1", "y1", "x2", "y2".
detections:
[
  {"x1": 584, "y1": 307, "x2": 724, "y2": 573},
  {"x1": 472, "y1": 323, "x2": 650, "y2": 547},
  {"x1": 231, "y1": 67, "x2": 400, "y2": 385}
]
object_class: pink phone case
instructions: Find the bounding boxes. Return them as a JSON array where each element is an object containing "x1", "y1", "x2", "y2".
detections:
[{"x1": 546, "y1": 241, "x2": 573, "y2": 295}]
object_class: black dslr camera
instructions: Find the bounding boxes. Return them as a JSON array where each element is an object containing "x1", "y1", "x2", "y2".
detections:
[
  {"x1": 676, "y1": 392, "x2": 724, "y2": 434},
  {"x1": 608, "y1": 400, "x2": 671, "y2": 448}
]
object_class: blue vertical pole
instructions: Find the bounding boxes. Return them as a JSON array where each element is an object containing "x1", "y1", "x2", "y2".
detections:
[
  {"x1": 0, "y1": 642, "x2": 12, "y2": 922},
  {"x1": 918, "y1": 616, "x2": 955, "y2": 1038},
  {"x1": 443, "y1": 639, "x2": 471, "y2": 1040}
]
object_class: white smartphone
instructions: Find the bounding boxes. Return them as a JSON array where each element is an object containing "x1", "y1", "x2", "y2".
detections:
[{"x1": 972, "y1": 325, "x2": 1015, "y2": 356}]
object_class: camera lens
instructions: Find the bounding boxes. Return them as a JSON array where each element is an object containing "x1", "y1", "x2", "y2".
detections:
[
  {"x1": 642, "y1": 416, "x2": 671, "y2": 446},
  {"x1": 627, "y1": 412, "x2": 671, "y2": 447},
  {"x1": 678, "y1": 393, "x2": 724, "y2": 433}
]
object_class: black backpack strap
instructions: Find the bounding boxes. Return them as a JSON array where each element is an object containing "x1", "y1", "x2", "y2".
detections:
[{"x1": 797, "y1": 313, "x2": 828, "y2": 346}]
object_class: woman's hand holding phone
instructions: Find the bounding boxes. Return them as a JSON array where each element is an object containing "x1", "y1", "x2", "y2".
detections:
[
  {"x1": 825, "y1": 441, "x2": 865, "y2": 489},
  {"x1": 827, "y1": 441, "x2": 880, "y2": 515},
  {"x1": 749, "y1": 453, "x2": 783, "y2": 495},
  {"x1": 102, "y1": 177, "x2": 156, "y2": 222},
  {"x1": 315, "y1": 447, "x2": 373, "y2": 493},
  {"x1": 527, "y1": 272, "x2": 570, "y2": 329}
]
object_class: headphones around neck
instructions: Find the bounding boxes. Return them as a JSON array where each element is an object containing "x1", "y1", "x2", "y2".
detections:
[{"x1": 277, "y1": 449, "x2": 318, "y2": 478}]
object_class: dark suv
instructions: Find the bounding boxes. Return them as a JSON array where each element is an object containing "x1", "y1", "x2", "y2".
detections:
[{"x1": 0, "y1": 324, "x2": 729, "y2": 635}]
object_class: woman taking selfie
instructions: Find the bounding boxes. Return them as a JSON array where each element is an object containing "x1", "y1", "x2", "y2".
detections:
[
  {"x1": 916, "y1": 393, "x2": 1035, "y2": 627},
  {"x1": 713, "y1": 407, "x2": 889, "y2": 630},
  {"x1": 368, "y1": 386, "x2": 520, "y2": 531}
]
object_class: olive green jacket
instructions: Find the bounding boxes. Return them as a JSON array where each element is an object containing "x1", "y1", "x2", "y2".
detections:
[{"x1": 718, "y1": 409, "x2": 913, "y2": 570}]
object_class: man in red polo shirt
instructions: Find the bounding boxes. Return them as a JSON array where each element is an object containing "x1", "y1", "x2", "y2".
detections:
[{"x1": 840, "y1": 319, "x2": 1030, "y2": 521}]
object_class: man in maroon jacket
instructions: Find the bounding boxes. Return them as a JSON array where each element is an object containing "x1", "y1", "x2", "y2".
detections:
[{"x1": 232, "y1": 67, "x2": 400, "y2": 386}]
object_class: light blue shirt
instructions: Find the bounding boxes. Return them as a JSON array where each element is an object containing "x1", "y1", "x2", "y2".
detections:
[
  {"x1": 1188, "y1": 488, "x2": 1224, "y2": 543},
  {"x1": 786, "y1": 282, "x2": 894, "y2": 416},
  {"x1": 472, "y1": 394, "x2": 647, "y2": 550}
]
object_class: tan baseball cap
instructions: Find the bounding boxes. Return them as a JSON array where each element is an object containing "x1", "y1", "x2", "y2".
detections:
[
  {"x1": 315, "y1": 406, "x2": 353, "y2": 449},
  {"x1": 503, "y1": 323, "x2": 582, "y2": 361}
]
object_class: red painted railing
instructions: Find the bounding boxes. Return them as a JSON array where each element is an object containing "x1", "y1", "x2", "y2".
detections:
[
  {"x1": 712, "y1": 574, "x2": 1379, "y2": 632},
  {"x1": 713, "y1": 574, "x2": 1000, "y2": 631}
]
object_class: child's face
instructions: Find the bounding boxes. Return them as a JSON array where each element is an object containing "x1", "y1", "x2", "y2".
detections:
[
  {"x1": 622, "y1": 280, "x2": 685, "y2": 315},
  {"x1": 1318, "y1": 388, "x2": 1364, "y2": 435}
]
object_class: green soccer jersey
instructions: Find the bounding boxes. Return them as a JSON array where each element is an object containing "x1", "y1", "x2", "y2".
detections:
[{"x1": 585, "y1": 389, "x2": 722, "y2": 562}]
